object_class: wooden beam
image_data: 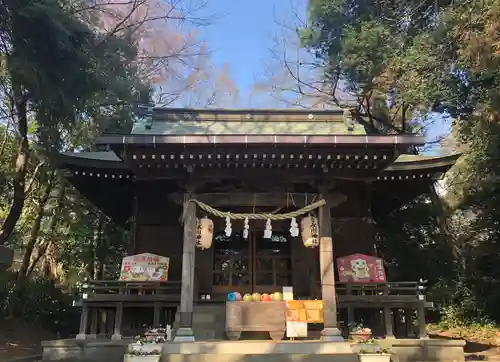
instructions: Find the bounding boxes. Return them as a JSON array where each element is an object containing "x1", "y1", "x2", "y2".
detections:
[
  {"x1": 134, "y1": 168, "x2": 380, "y2": 182},
  {"x1": 97, "y1": 134, "x2": 426, "y2": 147},
  {"x1": 169, "y1": 192, "x2": 322, "y2": 207}
]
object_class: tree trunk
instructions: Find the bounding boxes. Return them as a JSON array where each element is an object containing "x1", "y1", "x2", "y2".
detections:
[
  {"x1": 6, "y1": 178, "x2": 53, "y2": 317},
  {"x1": 26, "y1": 183, "x2": 65, "y2": 278},
  {"x1": 0, "y1": 87, "x2": 29, "y2": 245},
  {"x1": 429, "y1": 184, "x2": 466, "y2": 275}
]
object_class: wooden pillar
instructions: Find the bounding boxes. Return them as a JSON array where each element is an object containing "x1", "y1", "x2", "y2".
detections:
[
  {"x1": 404, "y1": 309, "x2": 414, "y2": 337},
  {"x1": 98, "y1": 309, "x2": 107, "y2": 337},
  {"x1": 106, "y1": 309, "x2": 115, "y2": 338},
  {"x1": 174, "y1": 194, "x2": 196, "y2": 341},
  {"x1": 154, "y1": 302, "x2": 161, "y2": 327},
  {"x1": 128, "y1": 187, "x2": 139, "y2": 255},
  {"x1": 89, "y1": 308, "x2": 98, "y2": 339},
  {"x1": 76, "y1": 304, "x2": 89, "y2": 339},
  {"x1": 111, "y1": 302, "x2": 123, "y2": 340},
  {"x1": 417, "y1": 304, "x2": 428, "y2": 339},
  {"x1": 318, "y1": 194, "x2": 343, "y2": 341},
  {"x1": 384, "y1": 306, "x2": 395, "y2": 338},
  {"x1": 347, "y1": 305, "x2": 355, "y2": 326}
]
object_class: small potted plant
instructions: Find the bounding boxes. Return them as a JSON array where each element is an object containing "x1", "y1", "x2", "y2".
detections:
[
  {"x1": 125, "y1": 326, "x2": 168, "y2": 362},
  {"x1": 354, "y1": 339, "x2": 391, "y2": 362},
  {"x1": 349, "y1": 322, "x2": 372, "y2": 341}
]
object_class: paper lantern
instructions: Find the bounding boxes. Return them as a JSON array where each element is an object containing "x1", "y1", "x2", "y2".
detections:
[
  {"x1": 196, "y1": 216, "x2": 214, "y2": 250},
  {"x1": 301, "y1": 215, "x2": 319, "y2": 248}
]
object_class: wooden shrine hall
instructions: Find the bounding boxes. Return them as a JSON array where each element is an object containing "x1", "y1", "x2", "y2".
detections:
[{"x1": 55, "y1": 107, "x2": 459, "y2": 342}]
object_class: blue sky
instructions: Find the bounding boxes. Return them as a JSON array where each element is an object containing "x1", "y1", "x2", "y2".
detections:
[
  {"x1": 198, "y1": 0, "x2": 298, "y2": 107},
  {"x1": 196, "y1": 0, "x2": 450, "y2": 152}
]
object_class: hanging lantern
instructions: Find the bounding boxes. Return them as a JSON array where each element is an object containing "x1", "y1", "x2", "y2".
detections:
[
  {"x1": 196, "y1": 216, "x2": 214, "y2": 250},
  {"x1": 300, "y1": 215, "x2": 319, "y2": 247}
]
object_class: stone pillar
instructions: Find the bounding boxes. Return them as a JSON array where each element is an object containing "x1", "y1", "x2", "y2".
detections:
[
  {"x1": 318, "y1": 195, "x2": 343, "y2": 341},
  {"x1": 174, "y1": 195, "x2": 196, "y2": 341},
  {"x1": 76, "y1": 304, "x2": 89, "y2": 339}
]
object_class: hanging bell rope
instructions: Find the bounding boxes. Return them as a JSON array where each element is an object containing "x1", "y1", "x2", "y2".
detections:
[{"x1": 183, "y1": 198, "x2": 326, "y2": 221}]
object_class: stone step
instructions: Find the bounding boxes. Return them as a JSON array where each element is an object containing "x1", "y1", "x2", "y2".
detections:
[{"x1": 158, "y1": 341, "x2": 359, "y2": 362}]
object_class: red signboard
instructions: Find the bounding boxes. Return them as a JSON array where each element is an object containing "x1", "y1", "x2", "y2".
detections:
[{"x1": 336, "y1": 253, "x2": 386, "y2": 283}]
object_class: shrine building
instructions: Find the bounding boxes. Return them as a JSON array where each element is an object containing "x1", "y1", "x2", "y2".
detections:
[{"x1": 54, "y1": 107, "x2": 460, "y2": 342}]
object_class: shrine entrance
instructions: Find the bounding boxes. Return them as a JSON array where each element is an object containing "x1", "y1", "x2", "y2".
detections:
[{"x1": 212, "y1": 231, "x2": 292, "y2": 295}]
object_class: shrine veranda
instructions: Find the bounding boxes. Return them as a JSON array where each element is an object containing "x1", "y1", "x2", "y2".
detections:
[{"x1": 52, "y1": 107, "x2": 461, "y2": 346}]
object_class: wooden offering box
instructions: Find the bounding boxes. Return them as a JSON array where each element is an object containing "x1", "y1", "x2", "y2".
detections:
[{"x1": 225, "y1": 301, "x2": 286, "y2": 340}]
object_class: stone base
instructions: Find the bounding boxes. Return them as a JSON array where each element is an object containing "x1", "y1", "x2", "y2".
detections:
[
  {"x1": 321, "y1": 327, "x2": 344, "y2": 341},
  {"x1": 173, "y1": 327, "x2": 195, "y2": 342},
  {"x1": 42, "y1": 338, "x2": 128, "y2": 362},
  {"x1": 174, "y1": 302, "x2": 226, "y2": 340},
  {"x1": 40, "y1": 338, "x2": 466, "y2": 362}
]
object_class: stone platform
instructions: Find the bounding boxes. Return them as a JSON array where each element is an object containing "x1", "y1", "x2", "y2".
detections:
[{"x1": 41, "y1": 338, "x2": 466, "y2": 362}]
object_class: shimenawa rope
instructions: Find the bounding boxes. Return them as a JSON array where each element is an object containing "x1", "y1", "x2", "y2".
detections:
[{"x1": 183, "y1": 198, "x2": 325, "y2": 221}]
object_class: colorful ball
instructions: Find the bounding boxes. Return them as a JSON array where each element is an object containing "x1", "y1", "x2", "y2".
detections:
[
  {"x1": 271, "y1": 292, "x2": 283, "y2": 301},
  {"x1": 261, "y1": 293, "x2": 271, "y2": 301},
  {"x1": 243, "y1": 293, "x2": 252, "y2": 301},
  {"x1": 233, "y1": 292, "x2": 242, "y2": 301},
  {"x1": 227, "y1": 292, "x2": 236, "y2": 301},
  {"x1": 252, "y1": 292, "x2": 261, "y2": 301}
]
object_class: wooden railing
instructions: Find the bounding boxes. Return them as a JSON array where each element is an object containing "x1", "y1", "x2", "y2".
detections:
[
  {"x1": 336, "y1": 281, "x2": 427, "y2": 296},
  {"x1": 80, "y1": 280, "x2": 182, "y2": 303},
  {"x1": 335, "y1": 281, "x2": 429, "y2": 307}
]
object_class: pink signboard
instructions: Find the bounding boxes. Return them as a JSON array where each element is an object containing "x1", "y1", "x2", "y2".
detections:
[{"x1": 336, "y1": 253, "x2": 386, "y2": 283}]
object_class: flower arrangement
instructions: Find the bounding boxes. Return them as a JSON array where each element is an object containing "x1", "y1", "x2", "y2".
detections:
[
  {"x1": 133, "y1": 325, "x2": 169, "y2": 345},
  {"x1": 349, "y1": 322, "x2": 372, "y2": 334},
  {"x1": 128, "y1": 325, "x2": 168, "y2": 357},
  {"x1": 353, "y1": 338, "x2": 391, "y2": 356},
  {"x1": 357, "y1": 339, "x2": 391, "y2": 355},
  {"x1": 348, "y1": 322, "x2": 372, "y2": 342},
  {"x1": 128, "y1": 348, "x2": 162, "y2": 357}
]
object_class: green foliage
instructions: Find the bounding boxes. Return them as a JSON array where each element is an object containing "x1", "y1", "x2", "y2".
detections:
[
  {"x1": 301, "y1": 0, "x2": 500, "y2": 326},
  {"x1": 0, "y1": 270, "x2": 79, "y2": 335},
  {"x1": 375, "y1": 196, "x2": 455, "y2": 285}
]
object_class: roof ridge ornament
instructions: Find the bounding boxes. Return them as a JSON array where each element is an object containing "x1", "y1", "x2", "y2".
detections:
[
  {"x1": 133, "y1": 104, "x2": 154, "y2": 129},
  {"x1": 343, "y1": 107, "x2": 355, "y2": 132}
]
